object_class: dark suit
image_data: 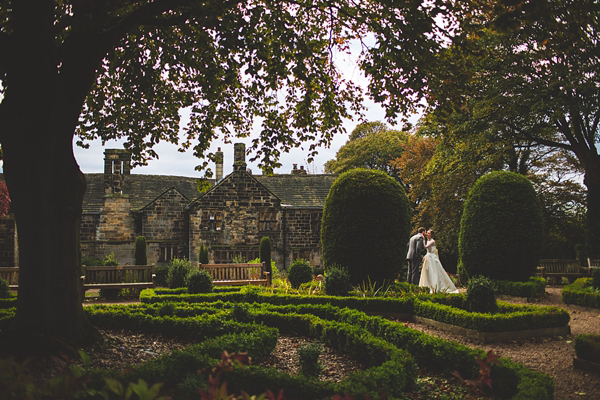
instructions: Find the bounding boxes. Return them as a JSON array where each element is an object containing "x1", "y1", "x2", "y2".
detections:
[{"x1": 406, "y1": 233, "x2": 424, "y2": 284}]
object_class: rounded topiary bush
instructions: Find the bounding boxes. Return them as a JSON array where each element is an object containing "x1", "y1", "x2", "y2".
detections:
[
  {"x1": 324, "y1": 265, "x2": 351, "y2": 296},
  {"x1": 321, "y1": 168, "x2": 411, "y2": 286},
  {"x1": 287, "y1": 259, "x2": 313, "y2": 289},
  {"x1": 168, "y1": 258, "x2": 193, "y2": 288},
  {"x1": 187, "y1": 269, "x2": 213, "y2": 294},
  {"x1": 459, "y1": 171, "x2": 543, "y2": 282},
  {"x1": 466, "y1": 275, "x2": 498, "y2": 314}
]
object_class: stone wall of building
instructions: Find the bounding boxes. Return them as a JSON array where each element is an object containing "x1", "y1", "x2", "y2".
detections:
[
  {"x1": 141, "y1": 189, "x2": 189, "y2": 265},
  {"x1": 189, "y1": 171, "x2": 282, "y2": 265},
  {"x1": 80, "y1": 214, "x2": 99, "y2": 241},
  {"x1": 283, "y1": 209, "x2": 323, "y2": 268}
]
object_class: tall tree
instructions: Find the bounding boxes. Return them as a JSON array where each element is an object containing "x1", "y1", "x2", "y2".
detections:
[
  {"x1": 363, "y1": 0, "x2": 600, "y2": 257},
  {"x1": 395, "y1": 116, "x2": 585, "y2": 271},
  {"x1": 324, "y1": 122, "x2": 410, "y2": 183},
  {"x1": 0, "y1": 1, "x2": 438, "y2": 354}
]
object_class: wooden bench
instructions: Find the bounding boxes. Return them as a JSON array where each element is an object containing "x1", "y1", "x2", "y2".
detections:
[
  {"x1": 0, "y1": 267, "x2": 19, "y2": 290},
  {"x1": 80, "y1": 265, "x2": 156, "y2": 301},
  {"x1": 588, "y1": 258, "x2": 600, "y2": 269},
  {"x1": 199, "y1": 262, "x2": 269, "y2": 286},
  {"x1": 536, "y1": 259, "x2": 590, "y2": 283}
]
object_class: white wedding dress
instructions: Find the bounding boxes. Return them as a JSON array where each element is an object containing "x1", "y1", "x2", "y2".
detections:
[{"x1": 419, "y1": 241, "x2": 459, "y2": 294}]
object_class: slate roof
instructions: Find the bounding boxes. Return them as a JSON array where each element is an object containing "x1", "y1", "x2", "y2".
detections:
[
  {"x1": 81, "y1": 171, "x2": 337, "y2": 213},
  {"x1": 82, "y1": 173, "x2": 203, "y2": 213},
  {"x1": 254, "y1": 174, "x2": 337, "y2": 208}
]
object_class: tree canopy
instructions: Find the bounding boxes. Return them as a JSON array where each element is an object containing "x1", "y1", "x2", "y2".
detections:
[
  {"x1": 363, "y1": 0, "x2": 600, "y2": 257},
  {"x1": 0, "y1": 0, "x2": 442, "y2": 354},
  {"x1": 324, "y1": 121, "x2": 410, "y2": 183}
]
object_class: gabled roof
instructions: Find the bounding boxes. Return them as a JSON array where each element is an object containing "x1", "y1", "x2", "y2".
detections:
[
  {"x1": 81, "y1": 171, "x2": 337, "y2": 213},
  {"x1": 254, "y1": 174, "x2": 337, "y2": 208},
  {"x1": 82, "y1": 173, "x2": 204, "y2": 213},
  {"x1": 139, "y1": 186, "x2": 193, "y2": 212}
]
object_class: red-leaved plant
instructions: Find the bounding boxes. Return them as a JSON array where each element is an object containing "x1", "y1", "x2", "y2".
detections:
[{"x1": 452, "y1": 350, "x2": 501, "y2": 395}]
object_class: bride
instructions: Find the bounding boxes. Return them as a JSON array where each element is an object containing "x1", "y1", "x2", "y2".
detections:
[{"x1": 419, "y1": 230, "x2": 459, "y2": 294}]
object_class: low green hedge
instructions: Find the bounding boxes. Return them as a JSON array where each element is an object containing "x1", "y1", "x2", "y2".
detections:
[
  {"x1": 140, "y1": 289, "x2": 416, "y2": 314},
  {"x1": 414, "y1": 297, "x2": 570, "y2": 332},
  {"x1": 140, "y1": 288, "x2": 570, "y2": 333},
  {"x1": 84, "y1": 302, "x2": 418, "y2": 399},
  {"x1": 574, "y1": 334, "x2": 600, "y2": 364},
  {"x1": 0, "y1": 296, "x2": 554, "y2": 399},
  {"x1": 493, "y1": 277, "x2": 546, "y2": 299},
  {"x1": 562, "y1": 278, "x2": 600, "y2": 308},
  {"x1": 0, "y1": 296, "x2": 16, "y2": 309}
]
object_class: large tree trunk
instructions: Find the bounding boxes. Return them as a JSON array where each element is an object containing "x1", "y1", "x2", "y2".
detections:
[
  {"x1": 0, "y1": 2, "x2": 102, "y2": 356},
  {"x1": 0, "y1": 102, "x2": 100, "y2": 357},
  {"x1": 585, "y1": 169, "x2": 600, "y2": 259}
]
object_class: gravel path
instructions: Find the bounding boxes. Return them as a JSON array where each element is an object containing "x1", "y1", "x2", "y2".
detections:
[
  {"x1": 402, "y1": 287, "x2": 600, "y2": 399},
  {"x1": 73, "y1": 287, "x2": 600, "y2": 399}
]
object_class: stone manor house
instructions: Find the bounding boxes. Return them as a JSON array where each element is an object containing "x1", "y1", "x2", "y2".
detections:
[{"x1": 0, "y1": 143, "x2": 336, "y2": 270}]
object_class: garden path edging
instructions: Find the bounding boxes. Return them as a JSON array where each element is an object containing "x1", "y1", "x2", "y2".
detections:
[{"x1": 413, "y1": 316, "x2": 571, "y2": 343}]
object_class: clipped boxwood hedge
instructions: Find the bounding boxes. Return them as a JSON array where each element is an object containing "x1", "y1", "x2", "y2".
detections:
[
  {"x1": 574, "y1": 334, "x2": 600, "y2": 364},
  {"x1": 493, "y1": 277, "x2": 546, "y2": 299},
  {"x1": 141, "y1": 287, "x2": 570, "y2": 333},
  {"x1": 100, "y1": 299, "x2": 553, "y2": 399},
  {"x1": 562, "y1": 278, "x2": 600, "y2": 308}
]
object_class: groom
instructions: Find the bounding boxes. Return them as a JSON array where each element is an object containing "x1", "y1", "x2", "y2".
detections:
[{"x1": 406, "y1": 227, "x2": 426, "y2": 285}]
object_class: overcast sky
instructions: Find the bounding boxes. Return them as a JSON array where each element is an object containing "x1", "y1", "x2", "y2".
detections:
[
  {"x1": 74, "y1": 97, "x2": 402, "y2": 178},
  {"x1": 74, "y1": 37, "x2": 413, "y2": 178}
]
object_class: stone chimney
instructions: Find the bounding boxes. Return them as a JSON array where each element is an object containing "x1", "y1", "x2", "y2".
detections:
[
  {"x1": 215, "y1": 147, "x2": 224, "y2": 181},
  {"x1": 104, "y1": 149, "x2": 131, "y2": 194},
  {"x1": 233, "y1": 143, "x2": 247, "y2": 172},
  {"x1": 291, "y1": 164, "x2": 307, "y2": 175}
]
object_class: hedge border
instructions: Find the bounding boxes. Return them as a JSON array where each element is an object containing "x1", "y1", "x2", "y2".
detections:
[{"x1": 562, "y1": 278, "x2": 600, "y2": 308}]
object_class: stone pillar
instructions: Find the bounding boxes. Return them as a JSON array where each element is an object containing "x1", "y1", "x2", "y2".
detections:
[
  {"x1": 104, "y1": 149, "x2": 131, "y2": 194},
  {"x1": 215, "y1": 147, "x2": 224, "y2": 181},
  {"x1": 233, "y1": 143, "x2": 247, "y2": 172}
]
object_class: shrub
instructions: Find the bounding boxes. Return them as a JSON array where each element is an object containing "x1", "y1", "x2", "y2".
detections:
[
  {"x1": 99, "y1": 252, "x2": 121, "y2": 298},
  {"x1": 260, "y1": 236, "x2": 272, "y2": 284},
  {"x1": 134, "y1": 236, "x2": 147, "y2": 265},
  {"x1": 287, "y1": 259, "x2": 313, "y2": 289},
  {"x1": 198, "y1": 243, "x2": 209, "y2": 265},
  {"x1": 324, "y1": 265, "x2": 351, "y2": 296},
  {"x1": 154, "y1": 265, "x2": 170, "y2": 287},
  {"x1": 466, "y1": 276, "x2": 498, "y2": 314},
  {"x1": 102, "y1": 252, "x2": 119, "y2": 266},
  {"x1": 187, "y1": 269, "x2": 213, "y2": 294},
  {"x1": 574, "y1": 334, "x2": 600, "y2": 364},
  {"x1": 297, "y1": 342, "x2": 323, "y2": 378},
  {"x1": 456, "y1": 262, "x2": 469, "y2": 287},
  {"x1": 157, "y1": 302, "x2": 176, "y2": 317},
  {"x1": 459, "y1": 171, "x2": 543, "y2": 282},
  {"x1": 0, "y1": 278, "x2": 10, "y2": 298},
  {"x1": 168, "y1": 258, "x2": 192, "y2": 288},
  {"x1": 593, "y1": 268, "x2": 600, "y2": 290},
  {"x1": 231, "y1": 303, "x2": 253, "y2": 323},
  {"x1": 81, "y1": 256, "x2": 103, "y2": 267},
  {"x1": 321, "y1": 168, "x2": 411, "y2": 285}
]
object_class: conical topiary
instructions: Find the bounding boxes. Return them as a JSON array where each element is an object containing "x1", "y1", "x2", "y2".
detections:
[
  {"x1": 134, "y1": 236, "x2": 147, "y2": 265},
  {"x1": 198, "y1": 243, "x2": 209, "y2": 265}
]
